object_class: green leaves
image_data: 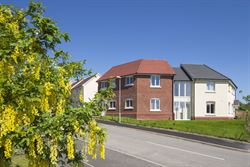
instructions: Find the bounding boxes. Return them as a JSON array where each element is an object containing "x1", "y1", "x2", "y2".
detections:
[{"x1": 0, "y1": 1, "x2": 113, "y2": 166}]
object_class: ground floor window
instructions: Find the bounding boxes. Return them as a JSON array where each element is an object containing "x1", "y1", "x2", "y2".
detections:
[
  {"x1": 109, "y1": 100, "x2": 116, "y2": 110},
  {"x1": 150, "y1": 98, "x2": 160, "y2": 111},
  {"x1": 125, "y1": 99, "x2": 133, "y2": 109},
  {"x1": 206, "y1": 102, "x2": 215, "y2": 114},
  {"x1": 174, "y1": 101, "x2": 191, "y2": 120}
]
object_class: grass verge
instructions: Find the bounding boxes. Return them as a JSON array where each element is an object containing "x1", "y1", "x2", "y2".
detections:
[{"x1": 101, "y1": 116, "x2": 250, "y2": 142}]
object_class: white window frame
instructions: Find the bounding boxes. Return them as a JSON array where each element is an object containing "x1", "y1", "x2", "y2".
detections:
[
  {"x1": 174, "y1": 82, "x2": 191, "y2": 97},
  {"x1": 206, "y1": 102, "x2": 215, "y2": 115},
  {"x1": 206, "y1": 81, "x2": 215, "y2": 92},
  {"x1": 150, "y1": 98, "x2": 161, "y2": 112},
  {"x1": 150, "y1": 75, "x2": 161, "y2": 88},
  {"x1": 108, "y1": 100, "x2": 116, "y2": 110},
  {"x1": 125, "y1": 98, "x2": 133, "y2": 109},
  {"x1": 100, "y1": 81, "x2": 108, "y2": 89},
  {"x1": 125, "y1": 76, "x2": 134, "y2": 86}
]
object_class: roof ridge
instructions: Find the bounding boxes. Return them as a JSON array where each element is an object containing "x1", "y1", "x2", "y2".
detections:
[
  {"x1": 112, "y1": 59, "x2": 143, "y2": 68},
  {"x1": 203, "y1": 64, "x2": 229, "y2": 79},
  {"x1": 180, "y1": 64, "x2": 194, "y2": 80},
  {"x1": 135, "y1": 59, "x2": 144, "y2": 74}
]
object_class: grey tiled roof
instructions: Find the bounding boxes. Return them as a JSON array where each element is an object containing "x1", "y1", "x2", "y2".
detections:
[
  {"x1": 181, "y1": 64, "x2": 229, "y2": 80},
  {"x1": 180, "y1": 64, "x2": 237, "y2": 88},
  {"x1": 173, "y1": 68, "x2": 191, "y2": 81}
]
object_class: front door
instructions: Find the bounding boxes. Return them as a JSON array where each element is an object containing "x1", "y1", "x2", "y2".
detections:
[{"x1": 174, "y1": 101, "x2": 191, "y2": 120}]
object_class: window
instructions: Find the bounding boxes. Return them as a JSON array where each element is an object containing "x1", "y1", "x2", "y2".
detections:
[
  {"x1": 125, "y1": 76, "x2": 134, "y2": 86},
  {"x1": 150, "y1": 75, "x2": 160, "y2": 87},
  {"x1": 180, "y1": 82, "x2": 185, "y2": 96},
  {"x1": 206, "y1": 102, "x2": 215, "y2": 114},
  {"x1": 186, "y1": 82, "x2": 191, "y2": 96},
  {"x1": 174, "y1": 102, "x2": 179, "y2": 111},
  {"x1": 109, "y1": 100, "x2": 116, "y2": 110},
  {"x1": 125, "y1": 99, "x2": 133, "y2": 109},
  {"x1": 174, "y1": 82, "x2": 191, "y2": 96},
  {"x1": 206, "y1": 81, "x2": 215, "y2": 91},
  {"x1": 111, "y1": 79, "x2": 116, "y2": 88},
  {"x1": 150, "y1": 98, "x2": 160, "y2": 111},
  {"x1": 174, "y1": 82, "x2": 179, "y2": 96},
  {"x1": 100, "y1": 81, "x2": 108, "y2": 89}
]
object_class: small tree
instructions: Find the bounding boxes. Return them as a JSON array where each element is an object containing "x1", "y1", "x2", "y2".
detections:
[{"x1": 0, "y1": 2, "x2": 113, "y2": 166}]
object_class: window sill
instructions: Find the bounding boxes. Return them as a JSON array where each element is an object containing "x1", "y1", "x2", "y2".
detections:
[
  {"x1": 205, "y1": 114, "x2": 216, "y2": 116},
  {"x1": 150, "y1": 86, "x2": 161, "y2": 89},
  {"x1": 205, "y1": 91, "x2": 215, "y2": 93},
  {"x1": 125, "y1": 107, "x2": 134, "y2": 110},
  {"x1": 108, "y1": 108, "x2": 116, "y2": 111},
  {"x1": 125, "y1": 84, "x2": 134, "y2": 87},
  {"x1": 150, "y1": 109, "x2": 161, "y2": 112}
]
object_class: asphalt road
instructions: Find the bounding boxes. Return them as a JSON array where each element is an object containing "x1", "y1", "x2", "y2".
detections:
[{"x1": 80, "y1": 124, "x2": 250, "y2": 167}]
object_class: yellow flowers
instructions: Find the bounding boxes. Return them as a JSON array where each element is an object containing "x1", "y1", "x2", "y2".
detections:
[
  {"x1": 0, "y1": 105, "x2": 17, "y2": 137},
  {"x1": 27, "y1": 54, "x2": 35, "y2": 64},
  {"x1": 44, "y1": 82, "x2": 53, "y2": 96},
  {"x1": 22, "y1": 114, "x2": 31, "y2": 125},
  {"x1": 31, "y1": 106, "x2": 39, "y2": 116},
  {"x1": 79, "y1": 94, "x2": 84, "y2": 103},
  {"x1": 87, "y1": 120, "x2": 106, "y2": 160},
  {"x1": 50, "y1": 141, "x2": 58, "y2": 165},
  {"x1": 56, "y1": 98, "x2": 65, "y2": 114},
  {"x1": 67, "y1": 133, "x2": 75, "y2": 160},
  {"x1": 11, "y1": 47, "x2": 20, "y2": 64},
  {"x1": 34, "y1": 134, "x2": 43, "y2": 155},
  {"x1": 4, "y1": 139, "x2": 12, "y2": 158},
  {"x1": 100, "y1": 143, "x2": 105, "y2": 159},
  {"x1": 41, "y1": 97, "x2": 49, "y2": 112},
  {"x1": 0, "y1": 12, "x2": 5, "y2": 23},
  {"x1": 33, "y1": 63, "x2": 41, "y2": 80}
]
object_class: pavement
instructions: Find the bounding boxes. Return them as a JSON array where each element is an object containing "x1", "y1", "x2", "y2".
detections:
[{"x1": 77, "y1": 123, "x2": 250, "y2": 167}]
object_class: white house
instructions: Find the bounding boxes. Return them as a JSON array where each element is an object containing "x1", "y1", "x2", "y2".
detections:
[
  {"x1": 174, "y1": 64, "x2": 237, "y2": 120},
  {"x1": 71, "y1": 74, "x2": 101, "y2": 106}
]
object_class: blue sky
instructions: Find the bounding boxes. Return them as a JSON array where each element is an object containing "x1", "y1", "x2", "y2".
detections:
[{"x1": 1, "y1": 0, "x2": 250, "y2": 100}]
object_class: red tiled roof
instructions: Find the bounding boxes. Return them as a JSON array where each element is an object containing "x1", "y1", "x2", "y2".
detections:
[{"x1": 98, "y1": 59, "x2": 175, "y2": 81}]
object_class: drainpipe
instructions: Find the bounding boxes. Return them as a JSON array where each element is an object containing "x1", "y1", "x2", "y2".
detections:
[
  {"x1": 116, "y1": 76, "x2": 122, "y2": 123},
  {"x1": 191, "y1": 80, "x2": 195, "y2": 120}
]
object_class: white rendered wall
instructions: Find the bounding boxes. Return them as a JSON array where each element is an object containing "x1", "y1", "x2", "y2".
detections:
[
  {"x1": 194, "y1": 80, "x2": 235, "y2": 118},
  {"x1": 83, "y1": 75, "x2": 100, "y2": 102}
]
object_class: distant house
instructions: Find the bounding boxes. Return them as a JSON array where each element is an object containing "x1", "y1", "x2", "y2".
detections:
[
  {"x1": 173, "y1": 64, "x2": 237, "y2": 120},
  {"x1": 97, "y1": 59, "x2": 175, "y2": 120},
  {"x1": 71, "y1": 74, "x2": 101, "y2": 106}
]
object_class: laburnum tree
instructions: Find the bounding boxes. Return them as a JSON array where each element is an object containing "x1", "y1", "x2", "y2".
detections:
[{"x1": 0, "y1": 2, "x2": 113, "y2": 166}]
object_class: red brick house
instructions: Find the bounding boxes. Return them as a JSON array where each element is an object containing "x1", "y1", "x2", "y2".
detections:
[{"x1": 97, "y1": 59, "x2": 175, "y2": 120}]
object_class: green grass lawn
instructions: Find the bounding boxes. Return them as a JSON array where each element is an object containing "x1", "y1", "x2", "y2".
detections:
[{"x1": 101, "y1": 116, "x2": 250, "y2": 142}]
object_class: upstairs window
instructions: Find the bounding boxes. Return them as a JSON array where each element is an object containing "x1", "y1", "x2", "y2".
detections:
[
  {"x1": 111, "y1": 79, "x2": 116, "y2": 88},
  {"x1": 100, "y1": 81, "x2": 108, "y2": 89},
  {"x1": 206, "y1": 81, "x2": 215, "y2": 91},
  {"x1": 206, "y1": 102, "x2": 215, "y2": 114},
  {"x1": 125, "y1": 76, "x2": 134, "y2": 86},
  {"x1": 186, "y1": 82, "x2": 191, "y2": 96},
  {"x1": 174, "y1": 82, "x2": 191, "y2": 97},
  {"x1": 150, "y1": 75, "x2": 160, "y2": 87},
  {"x1": 125, "y1": 99, "x2": 133, "y2": 109}
]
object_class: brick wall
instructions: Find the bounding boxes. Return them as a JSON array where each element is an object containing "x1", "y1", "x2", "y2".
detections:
[
  {"x1": 99, "y1": 74, "x2": 174, "y2": 120},
  {"x1": 136, "y1": 75, "x2": 173, "y2": 120}
]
